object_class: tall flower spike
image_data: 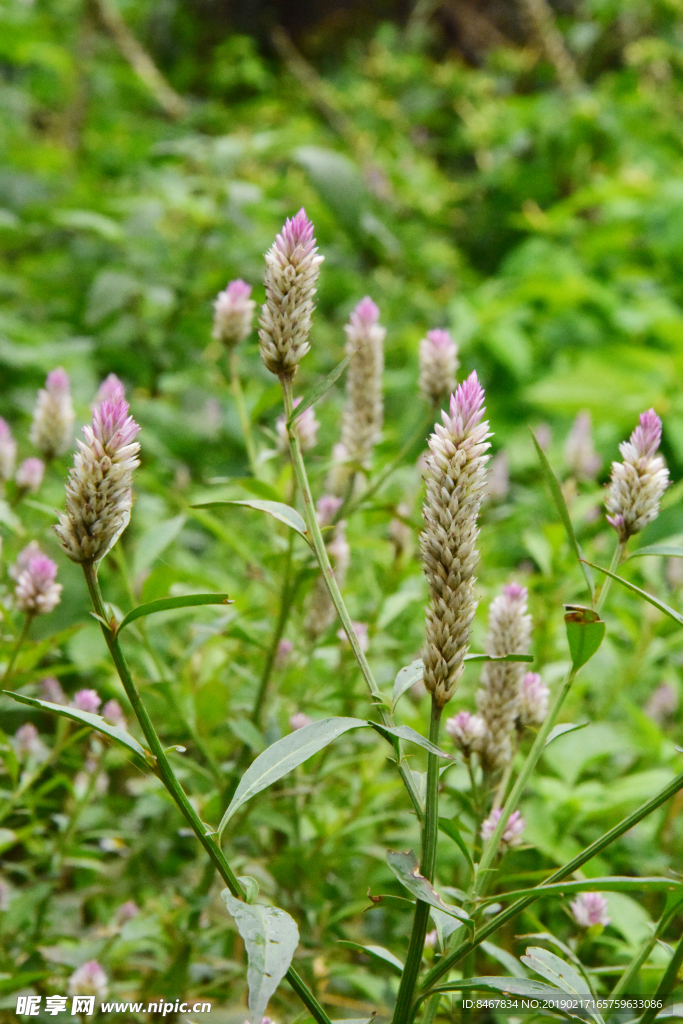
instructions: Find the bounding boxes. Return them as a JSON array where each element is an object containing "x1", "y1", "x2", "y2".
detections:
[
  {"x1": 30, "y1": 368, "x2": 75, "y2": 460},
  {"x1": 476, "y1": 583, "x2": 532, "y2": 770},
  {"x1": 55, "y1": 387, "x2": 140, "y2": 564},
  {"x1": 259, "y1": 209, "x2": 323, "y2": 378},
  {"x1": 327, "y1": 297, "x2": 385, "y2": 495},
  {"x1": 213, "y1": 279, "x2": 256, "y2": 348},
  {"x1": 517, "y1": 671, "x2": 550, "y2": 728},
  {"x1": 420, "y1": 372, "x2": 491, "y2": 707},
  {"x1": 419, "y1": 329, "x2": 459, "y2": 406},
  {"x1": 565, "y1": 411, "x2": 601, "y2": 481},
  {"x1": 606, "y1": 409, "x2": 669, "y2": 543}
]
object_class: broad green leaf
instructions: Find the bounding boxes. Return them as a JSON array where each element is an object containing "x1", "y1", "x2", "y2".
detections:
[
  {"x1": 386, "y1": 850, "x2": 470, "y2": 923},
  {"x1": 287, "y1": 353, "x2": 351, "y2": 425},
  {"x1": 438, "y1": 817, "x2": 474, "y2": 870},
  {"x1": 392, "y1": 659, "x2": 424, "y2": 710},
  {"x1": 117, "y1": 593, "x2": 232, "y2": 632},
  {"x1": 336, "y1": 939, "x2": 403, "y2": 973},
  {"x1": 545, "y1": 722, "x2": 589, "y2": 747},
  {"x1": 372, "y1": 723, "x2": 454, "y2": 760},
  {"x1": 479, "y1": 877, "x2": 682, "y2": 904},
  {"x1": 221, "y1": 892, "x2": 298, "y2": 1023},
  {"x1": 585, "y1": 561, "x2": 683, "y2": 627},
  {"x1": 564, "y1": 608, "x2": 605, "y2": 670},
  {"x1": 531, "y1": 430, "x2": 594, "y2": 599},
  {"x1": 627, "y1": 544, "x2": 683, "y2": 560},
  {"x1": 521, "y1": 947, "x2": 602, "y2": 1024},
  {"x1": 133, "y1": 514, "x2": 186, "y2": 577},
  {"x1": 217, "y1": 717, "x2": 368, "y2": 838},
  {"x1": 3, "y1": 692, "x2": 153, "y2": 764},
  {"x1": 463, "y1": 653, "x2": 534, "y2": 664},
  {"x1": 192, "y1": 499, "x2": 307, "y2": 538}
]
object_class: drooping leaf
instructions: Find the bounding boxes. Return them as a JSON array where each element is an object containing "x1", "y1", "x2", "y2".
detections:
[
  {"x1": 191, "y1": 499, "x2": 308, "y2": 539},
  {"x1": 585, "y1": 560, "x2": 683, "y2": 627},
  {"x1": 372, "y1": 723, "x2": 454, "y2": 760},
  {"x1": 221, "y1": 892, "x2": 298, "y2": 1023},
  {"x1": 117, "y1": 593, "x2": 232, "y2": 632},
  {"x1": 392, "y1": 659, "x2": 423, "y2": 710},
  {"x1": 217, "y1": 718, "x2": 368, "y2": 838},
  {"x1": 531, "y1": 430, "x2": 594, "y2": 599},
  {"x1": 627, "y1": 544, "x2": 683, "y2": 560},
  {"x1": 386, "y1": 850, "x2": 470, "y2": 923},
  {"x1": 288, "y1": 353, "x2": 352, "y2": 424},
  {"x1": 479, "y1": 877, "x2": 682, "y2": 904},
  {"x1": 438, "y1": 817, "x2": 474, "y2": 870},
  {"x1": 3, "y1": 692, "x2": 153, "y2": 764},
  {"x1": 564, "y1": 607, "x2": 605, "y2": 670},
  {"x1": 545, "y1": 722, "x2": 589, "y2": 747},
  {"x1": 337, "y1": 939, "x2": 403, "y2": 972}
]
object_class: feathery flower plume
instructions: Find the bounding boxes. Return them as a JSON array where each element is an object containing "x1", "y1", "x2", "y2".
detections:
[
  {"x1": 15, "y1": 458, "x2": 44, "y2": 494},
  {"x1": 56, "y1": 386, "x2": 140, "y2": 564},
  {"x1": 305, "y1": 521, "x2": 350, "y2": 638},
  {"x1": 259, "y1": 210, "x2": 323, "y2": 378},
  {"x1": 13, "y1": 546, "x2": 62, "y2": 615},
  {"x1": 419, "y1": 329, "x2": 459, "y2": 406},
  {"x1": 68, "y1": 961, "x2": 108, "y2": 1001},
  {"x1": 420, "y1": 372, "x2": 491, "y2": 706},
  {"x1": 276, "y1": 397, "x2": 319, "y2": 453},
  {"x1": 565, "y1": 411, "x2": 601, "y2": 481},
  {"x1": 95, "y1": 373, "x2": 125, "y2": 407},
  {"x1": 72, "y1": 689, "x2": 102, "y2": 714},
  {"x1": 570, "y1": 892, "x2": 610, "y2": 929},
  {"x1": 328, "y1": 298, "x2": 385, "y2": 495},
  {"x1": 476, "y1": 583, "x2": 532, "y2": 770},
  {"x1": 0, "y1": 419, "x2": 16, "y2": 482},
  {"x1": 517, "y1": 671, "x2": 550, "y2": 728},
  {"x1": 480, "y1": 807, "x2": 525, "y2": 851},
  {"x1": 30, "y1": 368, "x2": 75, "y2": 460},
  {"x1": 606, "y1": 409, "x2": 669, "y2": 542},
  {"x1": 445, "y1": 710, "x2": 488, "y2": 758},
  {"x1": 213, "y1": 279, "x2": 256, "y2": 348}
]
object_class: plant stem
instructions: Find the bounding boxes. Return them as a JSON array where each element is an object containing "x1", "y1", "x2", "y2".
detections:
[
  {"x1": 418, "y1": 764, "x2": 683, "y2": 999},
  {"x1": 228, "y1": 348, "x2": 259, "y2": 477},
  {"x1": 639, "y1": 927, "x2": 683, "y2": 1024},
  {"x1": 2, "y1": 613, "x2": 33, "y2": 686},
  {"x1": 81, "y1": 560, "x2": 331, "y2": 1024},
  {"x1": 595, "y1": 540, "x2": 624, "y2": 615},
  {"x1": 281, "y1": 376, "x2": 423, "y2": 819},
  {"x1": 392, "y1": 698, "x2": 443, "y2": 1024}
]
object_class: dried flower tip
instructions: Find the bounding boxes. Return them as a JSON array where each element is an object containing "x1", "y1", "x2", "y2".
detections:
[
  {"x1": 213, "y1": 279, "x2": 256, "y2": 348},
  {"x1": 606, "y1": 409, "x2": 669, "y2": 542},
  {"x1": 30, "y1": 367, "x2": 75, "y2": 460},
  {"x1": 13, "y1": 723, "x2": 48, "y2": 761},
  {"x1": 565, "y1": 411, "x2": 601, "y2": 481},
  {"x1": 15, "y1": 458, "x2": 44, "y2": 494},
  {"x1": 14, "y1": 547, "x2": 62, "y2": 615},
  {"x1": 316, "y1": 494, "x2": 343, "y2": 527},
  {"x1": 276, "y1": 397, "x2": 319, "y2": 453},
  {"x1": 480, "y1": 807, "x2": 526, "y2": 851},
  {"x1": 419, "y1": 329, "x2": 459, "y2": 405},
  {"x1": 259, "y1": 209, "x2": 323, "y2": 378},
  {"x1": 72, "y1": 689, "x2": 102, "y2": 714},
  {"x1": 570, "y1": 892, "x2": 610, "y2": 929},
  {"x1": 337, "y1": 620, "x2": 369, "y2": 653},
  {"x1": 55, "y1": 391, "x2": 141, "y2": 563},
  {"x1": 0, "y1": 419, "x2": 16, "y2": 482},
  {"x1": 102, "y1": 698, "x2": 126, "y2": 727},
  {"x1": 517, "y1": 672, "x2": 550, "y2": 728},
  {"x1": 486, "y1": 451, "x2": 510, "y2": 502},
  {"x1": 41, "y1": 676, "x2": 66, "y2": 705},
  {"x1": 95, "y1": 373, "x2": 125, "y2": 407},
  {"x1": 445, "y1": 710, "x2": 488, "y2": 757},
  {"x1": 420, "y1": 372, "x2": 491, "y2": 706},
  {"x1": 290, "y1": 712, "x2": 313, "y2": 731},
  {"x1": 68, "y1": 960, "x2": 108, "y2": 1000}
]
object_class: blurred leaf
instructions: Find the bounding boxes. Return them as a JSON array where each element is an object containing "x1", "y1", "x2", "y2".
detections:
[
  {"x1": 627, "y1": 544, "x2": 683, "y2": 560},
  {"x1": 481, "y1": 941, "x2": 528, "y2": 978},
  {"x1": 132, "y1": 515, "x2": 186, "y2": 577},
  {"x1": 372, "y1": 723, "x2": 454, "y2": 759},
  {"x1": 386, "y1": 850, "x2": 470, "y2": 923},
  {"x1": 438, "y1": 817, "x2": 474, "y2": 870},
  {"x1": 192, "y1": 499, "x2": 308, "y2": 539},
  {"x1": 392, "y1": 659, "x2": 423, "y2": 710},
  {"x1": 228, "y1": 718, "x2": 265, "y2": 753},
  {"x1": 337, "y1": 939, "x2": 403, "y2": 972},
  {"x1": 117, "y1": 593, "x2": 233, "y2": 632},
  {"x1": 585, "y1": 561, "x2": 683, "y2": 627},
  {"x1": 545, "y1": 722, "x2": 588, "y2": 747},
  {"x1": 289, "y1": 353, "x2": 351, "y2": 424},
  {"x1": 463, "y1": 653, "x2": 534, "y2": 664},
  {"x1": 480, "y1": 878, "x2": 682, "y2": 903}
]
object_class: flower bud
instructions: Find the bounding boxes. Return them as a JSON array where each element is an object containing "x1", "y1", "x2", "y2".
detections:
[
  {"x1": 102, "y1": 698, "x2": 126, "y2": 727},
  {"x1": 72, "y1": 689, "x2": 102, "y2": 713},
  {"x1": 290, "y1": 712, "x2": 313, "y2": 731},
  {"x1": 570, "y1": 892, "x2": 610, "y2": 928},
  {"x1": 316, "y1": 494, "x2": 343, "y2": 527},
  {"x1": 213, "y1": 279, "x2": 256, "y2": 348},
  {"x1": 565, "y1": 411, "x2": 601, "y2": 481},
  {"x1": 13, "y1": 545, "x2": 62, "y2": 615},
  {"x1": 480, "y1": 807, "x2": 526, "y2": 851},
  {"x1": 41, "y1": 676, "x2": 66, "y2": 705},
  {"x1": 15, "y1": 458, "x2": 44, "y2": 494},
  {"x1": 517, "y1": 672, "x2": 550, "y2": 728},
  {"x1": 30, "y1": 368, "x2": 75, "y2": 460},
  {"x1": 68, "y1": 960, "x2": 108, "y2": 1001},
  {"x1": 445, "y1": 710, "x2": 488, "y2": 757},
  {"x1": 94, "y1": 374, "x2": 125, "y2": 407}
]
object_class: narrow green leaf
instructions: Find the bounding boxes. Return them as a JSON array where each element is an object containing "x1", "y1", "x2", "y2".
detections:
[
  {"x1": 545, "y1": 722, "x2": 589, "y2": 747},
  {"x1": 191, "y1": 499, "x2": 307, "y2": 538},
  {"x1": 3, "y1": 691, "x2": 152, "y2": 764},
  {"x1": 521, "y1": 947, "x2": 603, "y2": 1024},
  {"x1": 627, "y1": 544, "x2": 683, "y2": 560},
  {"x1": 531, "y1": 430, "x2": 594, "y2": 599},
  {"x1": 480, "y1": 941, "x2": 529, "y2": 978},
  {"x1": 392, "y1": 659, "x2": 423, "y2": 711},
  {"x1": 585, "y1": 561, "x2": 683, "y2": 627},
  {"x1": 217, "y1": 717, "x2": 368, "y2": 838},
  {"x1": 288, "y1": 356, "x2": 351, "y2": 426},
  {"x1": 221, "y1": 892, "x2": 298, "y2": 1023},
  {"x1": 433, "y1": 976, "x2": 559, "y2": 999},
  {"x1": 463, "y1": 653, "x2": 534, "y2": 664},
  {"x1": 386, "y1": 849, "x2": 470, "y2": 923},
  {"x1": 337, "y1": 939, "x2": 403, "y2": 973},
  {"x1": 479, "y1": 877, "x2": 682, "y2": 904},
  {"x1": 564, "y1": 608, "x2": 605, "y2": 670},
  {"x1": 372, "y1": 723, "x2": 454, "y2": 760},
  {"x1": 117, "y1": 593, "x2": 232, "y2": 632},
  {"x1": 438, "y1": 817, "x2": 474, "y2": 870}
]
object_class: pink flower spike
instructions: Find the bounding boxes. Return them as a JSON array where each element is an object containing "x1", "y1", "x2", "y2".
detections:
[
  {"x1": 41, "y1": 676, "x2": 66, "y2": 705},
  {"x1": 278, "y1": 208, "x2": 315, "y2": 255},
  {"x1": 449, "y1": 371, "x2": 485, "y2": 434},
  {"x1": 72, "y1": 689, "x2": 102, "y2": 714},
  {"x1": 95, "y1": 374, "x2": 125, "y2": 406},
  {"x1": 47, "y1": 368, "x2": 70, "y2": 392},
  {"x1": 316, "y1": 494, "x2": 343, "y2": 526},
  {"x1": 226, "y1": 279, "x2": 252, "y2": 302},
  {"x1": 102, "y1": 699, "x2": 126, "y2": 728},
  {"x1": 290, "y1": 712, "x2": 313, "y2": 731},
  {"x1": 92, "y1": 394, "x2": 140, "y2": 451},
  {"x1": 15, "y1": 457, "x2": 44, "y2": 493},
  {"x1": 31, "y1": 370, "x2": 75, "y2": 460},
  {"x1": 480, "y1": 807, "x2": 526, "y2": 850},
  {"x1": 503, "y1": 582, "x2": 526, "y2": 601},
  {"x1": 632, "y1": 408, "x2": 662, "y2": 459},
  {"x1": 352, "y1": 296, "x2": 380, "y2": 326},
  {"x1": 570, "y1": 892, "x2": 610, "y2": 929},
  {"x1": 68, "y1": 960, "x2": 108, "y2": 1000},
  {"x1": 213, "y1": 278, "x2": 256, "y2": 348},
  {"x1": 14, "y1": 549, "x2": 62, "y2": 615}
]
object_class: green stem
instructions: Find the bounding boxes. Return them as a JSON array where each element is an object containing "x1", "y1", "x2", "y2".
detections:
[
  {"x1": 470, "y1": 666, "x2": 577, "y2": 902},
  {"x1": 228, "y1": 348, "x2": 259, "y2": 477},
  {"x1": 81, "y1": 560, "x2": 331, "y2": 1024},
  {"x1": 609, "y1": 896, "x2": 683, "y2": 1007},
  {"x1": 2, "y1": 613, "x2": 33, "y2": 686},
  {"x1": 281, "y1": 376, "x2": 423, "y2": 819},
  {"x1": 595, "y1": 540, "x2": 624, "y2": 615},
  {"x1": 418, "y1": 764, "x2": 683, "y2": 1000},
  {"x1": 639, "y1": 928, "x2": 683, "y2": 1024},
  {"x1": 393, "y1": 699, "x2": 443, "y2": 1024}
]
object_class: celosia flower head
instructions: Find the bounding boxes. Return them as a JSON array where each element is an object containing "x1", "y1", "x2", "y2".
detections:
[
  {"x1": 213, "y1": 279, "x2": 256, "y2": 348},
  {"x1": 419, "y1": 329, "x2": 459, "y2": 405},
  {"x1": 68, "y1": 960, "x2": 108, "y2": 1000},
  {"x1": 290, "y1": 712, "x2": 313, "y2": 731},
  {"x1": 420, "y1": 372, "x2": 491, "y2": 706},
  {"x1": 30, "y1": 368, "x2": 75, "y2": 460},
  {"x1": 102, "y1": 698, "x2": 125, "y2": 727},
  {"x1": 15, "y1": 458, "x2": 44, "y2": 493},
  {"x1": 606, "y1": 409, "x2": 669, "y2": 542},
  {"x1": 276, "y1": 397, "x2": 319, "y2": 453},
  {"x1": 445, "y1": 710, "x2": 488, "y2": 757},
  {"x1": 13, "y1": 723, "x2": 48, "y2": 761},
  {"x1": 480, "y1": 807, "x2": 526, "y2": 851},
  {"x1": 95, "y1": 373, "x2": 125, "y2": 407},
  {"x1": 570, "y1": 892, "x2": 610, "y2": 929},
  {"x1": 14, "y1": 546, "x2": 62, "y2": 615},
  {"x1": 565, "y1": 411, "x2": 601, "y2": 481},
  {"x1": 56, "y1": 388, "x2": 140, "y2": 563},
  {"x1": 41, "y1": 676, "x2": 66, "y2": 705},
  {"x1": 0, "y1": 418, "x2": 16, "y2": 482},
  {"x1": 259, "y1": 209, "x2": 323, "y2": 378},
  {"x1": 72, "y1": 689, "x2": 102, "y2": 714},
  {"x1": 517, "y1": 672, "x2": 550, "y2": 728}
]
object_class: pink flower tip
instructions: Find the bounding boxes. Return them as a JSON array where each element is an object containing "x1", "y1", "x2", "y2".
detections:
[
  {"x1": 426, "y1": 329, "x2": 455, "y2": 350},
  {"x1": 0, "y1": 418, "x2": 12, "y2": 440},
  {"x1": 449, "y1": 371, "x2": 485, "y2": 428},
  {"x1": 632, "y1": 408, "x2": 662, "y2": 458},
  {"x1": 47, "y1": 368, "x2": 70, "y2": 392},
  {"x1": 93, "y1": 394, "x2": 140, "y2": 450},
  {"x1": 354, "y1": 296, "x2": 380, "y2": 324},
  {"x1": 225, "y1": 278, "x2": 252, "y2": 301},
  {"x1": 278, "y1": 208, "x2": 315, "y2": 254},
  {"x1": 290, "y1": 712, "x2": 313, "y2": 731},
  {"x1": 503, "y1": 582, "x2": 526, "y2": 600},
  {"x1": 72, "y1": 689, "x2": 102, "y2": 714},
  {"x1": 96, "y1": 374, "x2": 125, "y2": 404}
]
